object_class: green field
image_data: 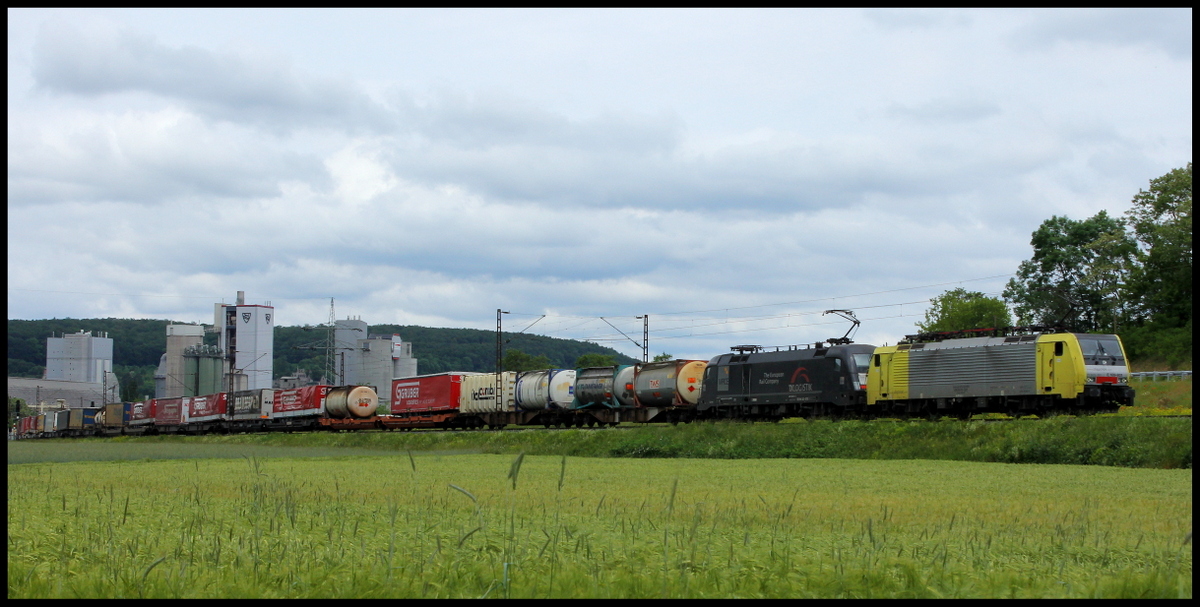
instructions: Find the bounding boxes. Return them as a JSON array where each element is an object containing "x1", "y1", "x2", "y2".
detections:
[{"x1": 7, "y1": 447, "x2": 1192, "y2": 598}]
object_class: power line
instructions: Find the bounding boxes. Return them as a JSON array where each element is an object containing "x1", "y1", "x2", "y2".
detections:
[
  {"x1": 501, "y1": 274, "x2": 1013, "y2": 321},
  {"x1": 647, "y1": 274, "x2": 1015, "y2": 316}
]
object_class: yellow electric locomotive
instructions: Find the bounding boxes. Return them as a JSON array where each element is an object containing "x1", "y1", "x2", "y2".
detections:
[{"x1": 866, "y1": 327, "x2": 1134, "y2": 418}]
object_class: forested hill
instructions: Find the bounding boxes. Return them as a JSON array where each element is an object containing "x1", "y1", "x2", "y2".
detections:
[{"x1": 7, "y1": 318, "x2": 639, "y2": 380}]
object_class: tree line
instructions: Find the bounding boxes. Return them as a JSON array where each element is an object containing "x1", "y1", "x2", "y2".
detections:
[
  {"x1": 8, "y1": 319, "x2": 639, "y2": 400},
  {"x1": 918, "y1": 163, "x2": 1191, "y2": 367}
]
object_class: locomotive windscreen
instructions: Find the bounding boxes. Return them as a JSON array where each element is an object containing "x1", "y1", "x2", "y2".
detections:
[{"x1": 1077, "y1": 335, "x2": 1125, "y2": 366}]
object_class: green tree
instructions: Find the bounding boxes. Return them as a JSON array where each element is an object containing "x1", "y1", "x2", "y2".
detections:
[
  {"x1": 502, "y1": 349, "x2": 553, "y2": 372},
  {"x1": 9, "y1": 396, "x2": 33, "y2": 427},
  {"x1": 652, "y1": 353, "x2": 673, "y2": 362},
  {"x1": 574, "y1": 353, "x2": 617, "y2": 368},
  {"x1": 916, "y1": 288, "x2": 1013, "y2": 333},
  {"x1": 115, "y1": 364, "x2": 155, "y2": 402},
  {"x1": 1002, "y1": 211, "x2": 1133, "y2": 332},
  {"x1": 1124, "y1": 163, "x2": 1192, "y2": 328},
  {"x1": 1119, "y1": 163, "x2": 1192, "y2": 366}
]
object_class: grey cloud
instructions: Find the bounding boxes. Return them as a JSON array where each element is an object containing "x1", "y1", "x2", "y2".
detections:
[
  {"x1": 887, "y1": 98, "x2": 1002, "y2": 124},
  {"x1": 394, "y1": 91, "x2": 682, "y2": 154},
  {"x1": 381, "y1": 127, "x2": 1002, "y2": 216},
  {"x1": 8, "y1": 117, "x2": 327, "y2": 206},
  {"x1": 31, "y1": 19, "x2": 394, "y2": 134},
  {"x1": 1010, "y1": 9, "x2": 1191, "y2": 60},
  {"x1": 861, "y1": 9, "x2": 973, "y2": 30}
]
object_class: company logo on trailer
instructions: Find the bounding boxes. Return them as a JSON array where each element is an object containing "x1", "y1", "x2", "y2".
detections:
[{"x1": 395, "y1": 383, "x2": 419, "y2": 400}]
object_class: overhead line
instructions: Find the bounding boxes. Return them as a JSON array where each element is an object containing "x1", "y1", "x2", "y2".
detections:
[
  {"x1": 500, "y1": 273, "x2": 1013, "y2": 322},
  {"x1": 648, "y1": 274, "x2": 1015, "y2": 316}
]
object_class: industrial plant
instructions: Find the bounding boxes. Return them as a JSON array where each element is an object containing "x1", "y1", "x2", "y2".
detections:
[{"x1": 8, "y1": 291, "x2": 418, "y2": 416}]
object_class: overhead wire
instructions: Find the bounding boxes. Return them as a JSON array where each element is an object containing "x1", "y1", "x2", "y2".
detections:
[{"x1": 505, "y1": 273, "x2": 1015, "y2": 345}]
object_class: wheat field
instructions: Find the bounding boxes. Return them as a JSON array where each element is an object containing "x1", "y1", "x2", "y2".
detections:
[{"x1": 7, "y1": 452, "x2": 1191, "y2": 598}]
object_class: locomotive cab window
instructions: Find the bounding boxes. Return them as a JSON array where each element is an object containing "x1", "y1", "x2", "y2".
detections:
[
  {"x1": 1079, "y1": 336, "x2": 1125, "y2": 365},
  {"x1": 853, "y1": 354, "x2": 871, "y2": 372}
]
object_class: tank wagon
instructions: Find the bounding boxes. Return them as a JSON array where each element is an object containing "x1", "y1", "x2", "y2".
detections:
[
  {"x1": 386, "y1": 359, "x2": 714, "y2": 429},
  {"x1": 867, "y1": 328, "x2": 1134, "y2": 418}
]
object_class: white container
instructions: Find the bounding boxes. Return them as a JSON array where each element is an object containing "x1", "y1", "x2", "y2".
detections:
[
  {"x1": 515, "y1": 369, "x2": 576, "y2": 410},
  {"x1": 460, "y1": 372, "x2": 516, "y2": 413}
]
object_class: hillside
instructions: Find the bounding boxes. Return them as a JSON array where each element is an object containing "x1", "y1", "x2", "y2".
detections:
[{"x1": 7, "y1": 318, "x2": 639, "y2": 393}]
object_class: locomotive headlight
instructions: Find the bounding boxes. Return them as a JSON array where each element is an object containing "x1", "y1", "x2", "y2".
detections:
[{"x1": 1086, "y1": 375, "x2": 1096, "y2": 384}]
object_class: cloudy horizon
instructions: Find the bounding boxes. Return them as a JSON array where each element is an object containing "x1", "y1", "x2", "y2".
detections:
[{"x1": 7, "y1": 8, "x2": 1191, "y2": 360}]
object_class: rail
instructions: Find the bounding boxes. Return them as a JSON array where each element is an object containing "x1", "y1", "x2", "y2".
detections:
[{"x1": 1129, "y1": 371, "x2": 1192, "y2": 381}]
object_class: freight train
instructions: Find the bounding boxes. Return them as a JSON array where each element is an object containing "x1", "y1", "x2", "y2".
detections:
[{"x1": 11, "y1": 325, "x2": 1135, "y2": 439}]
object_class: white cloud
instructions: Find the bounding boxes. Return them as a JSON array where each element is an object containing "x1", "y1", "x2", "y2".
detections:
[{"x1": 6, "y1": 8, "x2": 1191, "y2": 361}]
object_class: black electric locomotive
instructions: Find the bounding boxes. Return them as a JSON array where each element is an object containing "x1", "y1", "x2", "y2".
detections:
[{"x1": 697, "y1": 341, "x2": 876, "y2": 419}]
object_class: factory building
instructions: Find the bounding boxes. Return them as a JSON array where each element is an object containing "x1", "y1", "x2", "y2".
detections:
[
  {"x1": 8, "y1": 329, "x2": 119, "y2": 409},
  {"x1": 154, "y1": 323, "x2": 205, "y2": 398},
  {"x1": 328, "y1": 317, "x2": 417, "y2": 408},
  {"x1": 355, "y1": 333, "x2": 418, "y2": 408},
  {"x1": 46, "y1": 330, "x2": 114, "y2": 385},
  {"x1": 6, "y1": 377, "x2": 116, "y2": 411},
  {"x1": 333, "y1": 318, "x2": 369, "y2": 383},
  {"x1": 216, "y1": 291, "x2": 274, "y2": 392}
]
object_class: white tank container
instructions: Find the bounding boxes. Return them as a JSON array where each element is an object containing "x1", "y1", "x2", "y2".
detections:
[{"x1": 515, "y1": 369, "x2": 576, "y2": 410}]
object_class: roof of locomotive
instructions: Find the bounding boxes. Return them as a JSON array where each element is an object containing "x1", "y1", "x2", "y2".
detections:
[
  {"x1": 708, "y1": 342, "x2": 875, "y2": 365},
  {"x1": 900, "y1": 325, "x2": 1068, "y2": 345}
]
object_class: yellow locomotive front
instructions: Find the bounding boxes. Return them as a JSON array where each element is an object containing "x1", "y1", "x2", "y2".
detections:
[{"x1": 1036, "y1": 333, "x2": 1134, "y2": 412}]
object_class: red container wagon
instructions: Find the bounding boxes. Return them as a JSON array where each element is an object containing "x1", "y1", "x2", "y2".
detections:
[
  {"x1": 154, "y1": 397, "x2": 186, "y2": 426},
  {"x1": 129, "y1": 399, "x2": 156, "y2": 427},
  {"x1": 391, "y1": 373, "x2": 480, "y2": 415},
  {"x1": 20, "y1": 415, "x2": 38, "y2": 437},
  {"x1": 187, "y1": 393, "x2": 228, "y2": 423},
  {"x1": 273, "y1": 385, "x2": 329, "y2": 419}
]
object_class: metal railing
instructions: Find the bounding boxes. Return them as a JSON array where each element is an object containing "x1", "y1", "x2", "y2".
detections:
[{"x1": 1129, "y1": 371, "x2": 1192, "y2": 381}]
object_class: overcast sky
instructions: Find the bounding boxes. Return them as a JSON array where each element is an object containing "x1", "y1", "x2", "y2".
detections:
[{"x1": 7, "y1": 8, "x2": 1192, "y2": 361}]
